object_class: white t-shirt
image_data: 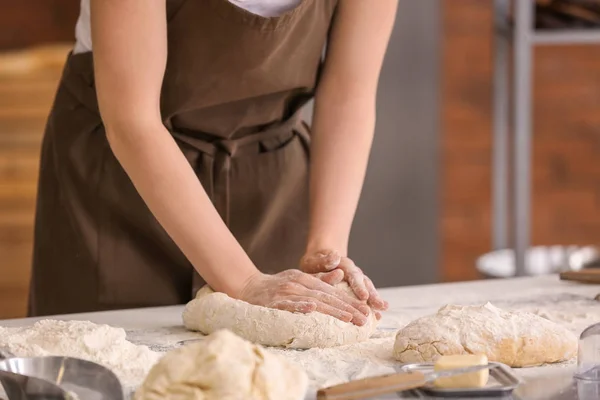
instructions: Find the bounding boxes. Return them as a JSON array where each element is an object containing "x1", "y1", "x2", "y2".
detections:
[{"x1": 73, "y1": 0, "x2": 303, "y2": 54}]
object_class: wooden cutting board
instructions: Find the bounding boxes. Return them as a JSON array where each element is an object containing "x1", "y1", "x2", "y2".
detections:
[{"x1": 560, "y1": 269, "x2": 600, "y2": 284}]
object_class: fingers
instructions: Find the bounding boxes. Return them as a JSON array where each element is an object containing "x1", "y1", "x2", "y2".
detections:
[
  {"x1": 300, "y1": 250, "x2": 341, "y2": 273},
  {"x1": 375, "y1": 311, "x2": 382, "y2": 320},
  {"x1": 296, "y1": 273, "x2": 371, "y2": 316},
  {"x1": 270, "y1": 299, "x2": 317, "y2": 314},
  {"x1": 302, "y1": 288, "x2": 368, "y2": 326},
  {"x1": 316, "y1": 269, "x2": 345, "y2": 285},
  {"x1": 270, "y1": 297, "x2": 353, "y2": 323},
  {"x1": 364, "y1": 276, "x2": 388, "y2": 310},
  {"x1": 267, "y1": 271, "x2": 376, "y2": 326},
  {"x1": 338, "y1": 258, "x2": 369, "y2": 301},
  {"x1": 313, "y1": 301, "x2": 354, "y2": 323}
]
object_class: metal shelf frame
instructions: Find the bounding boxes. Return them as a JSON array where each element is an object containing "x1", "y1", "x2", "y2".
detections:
[{"x1": 492, "y1": 0, "x2": 600, "y2": 276}]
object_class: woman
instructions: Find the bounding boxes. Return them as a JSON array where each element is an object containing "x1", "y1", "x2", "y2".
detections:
[{"x1": 29, "y1": 0, "x2": 397, "y2": 324}]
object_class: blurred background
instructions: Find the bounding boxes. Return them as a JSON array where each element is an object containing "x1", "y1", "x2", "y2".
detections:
[{"x1": 1, "y1": 0, "x2": 599, "y2": 319}]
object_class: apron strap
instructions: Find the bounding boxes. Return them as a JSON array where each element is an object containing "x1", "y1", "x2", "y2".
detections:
[{"x1": 170, "y1": 110, "x2": 306, "y2": 226}]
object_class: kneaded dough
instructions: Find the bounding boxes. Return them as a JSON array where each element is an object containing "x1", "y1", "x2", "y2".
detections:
[
  {"x1": 134, "y1": 329, "x2": 307, "y2": 400},
  {"x1": 183, "y1": 282, "x2": 378, "y2": 349},
  {"x1": 394, "y1": 303, "x2": 577, "y2": 367}
]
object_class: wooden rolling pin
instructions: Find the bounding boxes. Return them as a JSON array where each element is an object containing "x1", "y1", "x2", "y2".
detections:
[{"x1": 316, "y1": 364, "x2": 495, "y2": 400}]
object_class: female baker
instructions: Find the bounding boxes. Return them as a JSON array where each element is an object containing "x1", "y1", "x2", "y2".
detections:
[{"x1": 29, "y1": 0, "x2": 397, "y2": 324}]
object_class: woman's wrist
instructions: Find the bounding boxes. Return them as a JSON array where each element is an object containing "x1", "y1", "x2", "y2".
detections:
[
  {"x1": 305, "y1": 234, "x2": 348, "y2": 258},
  {"x1": 229, "y1": 268, "x2": 264, "y2": 300},
  {"x1": 194, "y1": 245, "x2": 263, "y2": 300},
  {"x1": 216, "y1": 265, "x2": 263, "y2": 300}
]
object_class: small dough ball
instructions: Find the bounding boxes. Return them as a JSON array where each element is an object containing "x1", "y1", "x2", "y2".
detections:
[{"x1": 135, "y1": 329, "x2": 308, "y2": 400}]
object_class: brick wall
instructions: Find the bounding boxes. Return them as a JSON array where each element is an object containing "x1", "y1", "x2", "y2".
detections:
[{"x1": 442, "y1": 0, "x2": 600, "y2": 281}]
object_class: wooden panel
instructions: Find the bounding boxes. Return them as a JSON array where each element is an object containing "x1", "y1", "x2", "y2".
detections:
[
  {"x1": 560, "y1": 269, "x2": 600, "y2": 284},
  {"x1": 0, "y1": 45, "x2": 69, "y2": 318}
]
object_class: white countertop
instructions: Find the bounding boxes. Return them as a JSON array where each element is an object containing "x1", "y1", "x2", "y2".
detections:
[
  {"x1": 2, "y1": 275, "x2": 599, "y2": 399},
  {"x1": 3, "y1": 275, "x2": 597, "y2": 329}
]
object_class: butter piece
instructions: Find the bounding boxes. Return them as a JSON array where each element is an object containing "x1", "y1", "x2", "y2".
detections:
[{"x1": 433, "y1": 354, "x2": 489, "y2": 388}]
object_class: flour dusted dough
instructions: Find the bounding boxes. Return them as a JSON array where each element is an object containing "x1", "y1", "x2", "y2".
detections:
[
  {"x1": 183, "y1": 283, "x2": 378, "y2": 349},
  {"x1": 0, "y1": 320, "x2": 160, "y2": 389},
  {"x1": 134, "y1": 329, "x2": 307, "y2": 400},
  {"x1": 394, "y1": 303, "x2": 577, "y2": 367}
]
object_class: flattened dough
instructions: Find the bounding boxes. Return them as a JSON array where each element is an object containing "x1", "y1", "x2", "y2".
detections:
[
  {"x1": 183, "y1": 283, "x2": 378, "y2": 349},
  {"x1": 135, "y1": 330, "x2": 307, "y2": 400},
  {"x1": 394, "y1": 303, "x2": 577, "y2": 367}
]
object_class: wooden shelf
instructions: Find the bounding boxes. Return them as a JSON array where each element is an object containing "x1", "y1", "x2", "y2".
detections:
[{"x1": 0, "y1": 44, "x2": 70, "y2": 318}]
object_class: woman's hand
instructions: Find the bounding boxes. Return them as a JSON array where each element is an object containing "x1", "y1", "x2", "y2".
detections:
[
  {"x1": 300, "y1": 250, "x2": 389, "y2": 314},
  {"x1": 237, "y1": 270, "x2": 371, "y2": 326}
]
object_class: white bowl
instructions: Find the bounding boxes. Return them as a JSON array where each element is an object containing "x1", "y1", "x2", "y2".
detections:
[{"x1": 476, "y1": 245, "x2": 599, "y2": 278}]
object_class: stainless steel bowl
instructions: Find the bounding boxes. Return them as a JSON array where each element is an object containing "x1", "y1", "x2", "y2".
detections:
[
  {"x1": 0, "y1": 369, "x2": 69, "y2": 400},
  {"x1": 0, "y1": 357, "x2": 123, "y2": 400}
]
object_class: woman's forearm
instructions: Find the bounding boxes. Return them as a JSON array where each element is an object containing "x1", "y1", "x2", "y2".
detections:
[
  {"x1": 307, "y1": 94, "x2": 376, "y2": 256},
  {"x1": 91, "y1": 0, "x2": 258, "y2": 298},
  {"x1": 105, "y1": 122, "x2": 259, "y2": 297},
  {"x1": 305, "y1": 0, "x2": 396, "y2": 257}
]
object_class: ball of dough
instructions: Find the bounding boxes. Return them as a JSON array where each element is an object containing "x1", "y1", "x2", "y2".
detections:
[
  {"x1": 394, "y1": 303, "x2": 577, "y2": 367},
  {"x1": 183, "y1": 282, "x2": 378, "y2": 349},
  {"x1": 134, "y1": 329, "x2": 307, "y2": 400}
]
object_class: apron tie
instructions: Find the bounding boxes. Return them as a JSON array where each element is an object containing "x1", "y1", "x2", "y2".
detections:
[{"x1": 171, "y1": 112, "x2": 305, "y2": 227}]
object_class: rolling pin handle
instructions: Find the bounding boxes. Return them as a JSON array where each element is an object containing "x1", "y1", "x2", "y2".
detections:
[{"x1": 316, "y1": 371, "x2": 427, "y2": 400}]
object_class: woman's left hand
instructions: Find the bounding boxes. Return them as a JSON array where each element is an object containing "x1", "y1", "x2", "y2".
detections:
[{"x1": 300, "y1": 249, "x2": 389, "y2": 314}]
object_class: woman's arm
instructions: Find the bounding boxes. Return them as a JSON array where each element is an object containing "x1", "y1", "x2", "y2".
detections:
[
  {"x1": 305, "y1": 0, "x2": 397, "y2": 299},
  {"x1": 91, "y1": 0, "x2": 258, "y2": 298},
  {"x1": 307, "y1": 0, "x2": 397, "y2": 255},
  {"x1": 90, "y1": 0, "x2": 370, "y2": 325}
]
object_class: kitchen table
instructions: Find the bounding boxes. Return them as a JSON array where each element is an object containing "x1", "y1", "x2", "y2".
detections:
[{"x1": 2, "y1": 275, "x2": 599, "y2": 399}]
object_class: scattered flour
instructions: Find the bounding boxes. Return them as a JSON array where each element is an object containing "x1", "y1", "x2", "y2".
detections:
[
  {"x1": 268, "y1": 330, "x2": 398, "y2": 390},
  {"x1": 518, "y1": 303, "x2": 600, "y2": 334},
  {"x1": 0, "y1": 320, "x2": 162, "y2": 389}
]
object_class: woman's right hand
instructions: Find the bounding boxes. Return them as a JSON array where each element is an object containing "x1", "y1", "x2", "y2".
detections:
[{"x1": 238, "y1": 270, "x2": 371, "y2": 326}]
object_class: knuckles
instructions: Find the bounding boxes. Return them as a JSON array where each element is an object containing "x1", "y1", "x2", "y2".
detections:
[{"x1": 278, "y1": 281, "x2": 300, "y2": 294}]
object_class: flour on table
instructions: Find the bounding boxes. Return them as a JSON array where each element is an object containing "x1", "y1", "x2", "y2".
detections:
[
  {"x1": 0, "y1": 320, "x2": 162, "y2": 389},
  {"x1": 183, "y1": 282, "x2": 378, "y2": 349},
  {"x1": 518, "y1": 302, "x2": 600, "y2": 334},
  {"x1": 268, "y1": 330, "x2": 398, "y2": 390}
]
